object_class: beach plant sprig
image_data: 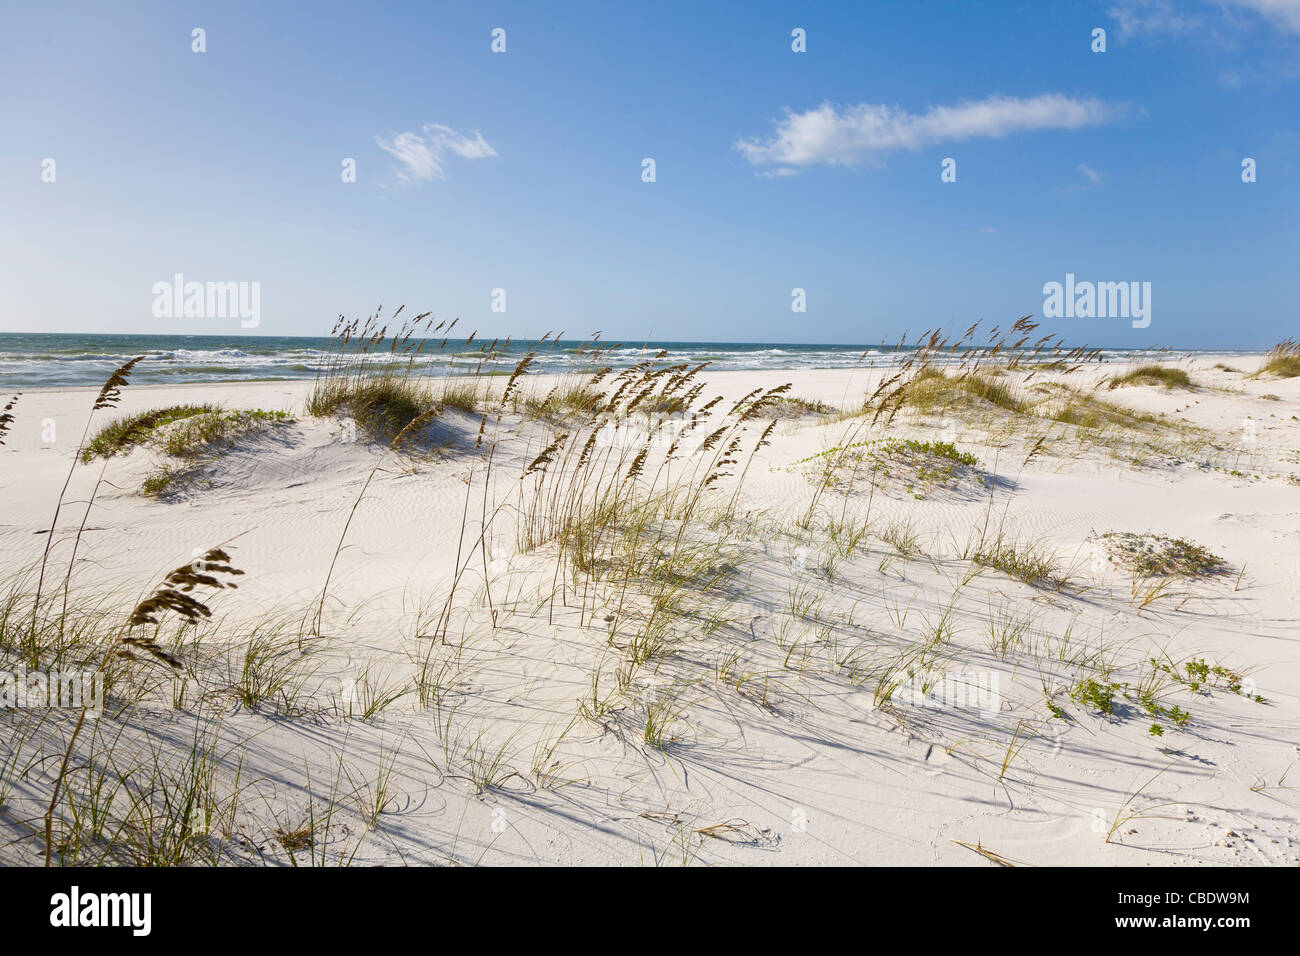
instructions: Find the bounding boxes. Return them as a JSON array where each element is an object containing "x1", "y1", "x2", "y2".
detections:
[
  {"x1": 32, "y1": 356, "x2": 143, "y2": 644},
  {"x1": 0, "y1": 393, "x2": 18, "y2": 446},
  {"x1": 43, "y1": 543, "x2": 243, "y2": 866}
]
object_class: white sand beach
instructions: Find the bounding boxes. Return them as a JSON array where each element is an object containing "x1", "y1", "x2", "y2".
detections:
[{"x1": 1, "y1": 350, "x2": 1298, "y2": 866}]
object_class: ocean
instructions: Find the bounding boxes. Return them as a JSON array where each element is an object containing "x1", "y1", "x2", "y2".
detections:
[{"x1": 0, "y1": 333, "x2": 1240, "y2": 390}]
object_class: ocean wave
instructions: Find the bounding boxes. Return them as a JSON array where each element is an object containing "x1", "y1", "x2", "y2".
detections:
[
  {"x1": 0, "y1": 334, "x2": 1242, "y2": 389},
  {"x1": 164, "y1": 348, "x2": 250, "y2": 360}
]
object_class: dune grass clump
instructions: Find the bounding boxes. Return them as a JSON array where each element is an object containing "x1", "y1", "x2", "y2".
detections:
[
  {"x1": 1254, "y1": 340, "x2": 1300, "y2": 378},
  {"x1": 521, "y1": 380, "x2": 606, "y2": 420},
  {"x1": 799, "y1": 438, "x2": 981, "y2": 499},
  {"x1": 308, "y1": 306, "x2": 466, "y2": 441},
  {"x1": 82, "y1": 405, "x2": 220, "y2": 462},
  {"x1": 887, "y1": 368, "x2": 1027, "y2": 415},
  {"x1": 793, "y1": 317, "x2": 1099, "y2": 528},
  {"x1": 437, "y1": 379, "x2": 482, "y2": 413},
  {"x1": 139, "y1": 409, "x2": 293, "y2": 497},
  {"x1": 1108, "y1": 365, "x2": 1193, "y2": 390},
  {"x1": 158, "y1": 409, "x2": 292, "y2": 458},
  {"x1": 449, "y1": 340, "x2": 789, "y2": 653},
  {"x1": 966, "y1": 536, "x2": 1067, "y2": 589},
  {"x1": 740, "y1": 394, "x2": 836, "y2": 419},
  {"x1": 853, "y1": 322, "x2": 1214, "y2": 470},
  {"x1": 1043, "y1": 386, "x2": 1162, "y2": 429},
  {"x1": 1100, "y1": 532, "x2": 1228, "y2": 578},
  {"x1": 309, "y1": 375, "x2": 434, "y2": 440}
]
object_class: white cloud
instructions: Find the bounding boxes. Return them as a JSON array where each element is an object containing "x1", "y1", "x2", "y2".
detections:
[
  {"x1": 376, "y1": 124, "x2": 496, "y2": 184},
  {"x1": 1107, "y1": 0, "x2": 1203, "y2": 38},
  {"x1": 1062, "y1": 163, "x2": 1105, "y2": 193},
  {"x1": 1228, "y1": 0, "x2": 1300, "y2": 33},
  {"x1": 1109, "y1": 0, "x2": 1300, "y2": 37},
  {"x1": 1077, "y1": 163, "x2": 1103, "y2": 186},
  {"x1": 735, "y1": 94, "x2": 1114, "y2": 173}
]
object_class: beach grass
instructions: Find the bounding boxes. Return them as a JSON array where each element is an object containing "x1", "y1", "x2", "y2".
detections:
[
  {"x1": 1107, "y1": 365, "x2": 1193, "y2": 390},
  {"x1": 82, "y1": 404, "x2": 220, "y2": 462},
  {"x1": 0, "y1": 314, "x2": 1285, "y2": 867},
  {"x1": 1254, "y1": 340, "x2": 1300, "y2": 378},
  {"x1": 1100, "y1": 532, "x2": 1228, "y2": 578}
]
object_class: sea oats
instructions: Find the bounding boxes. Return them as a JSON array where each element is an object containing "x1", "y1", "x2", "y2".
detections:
[
  {"x1": 526, "y1": 434, "x2": 568, "y2": 477},
  {"x1": 93, "y1": 356, "x2": 144, "y2": 410},
  {"x1": 0, "y1": 393, "x2": 19, "y2": 446}
]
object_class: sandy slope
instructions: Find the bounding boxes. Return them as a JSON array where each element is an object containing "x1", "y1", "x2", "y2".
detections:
[{"x1": 1, "y1": 354, "x2": 1297, "y2": 865}]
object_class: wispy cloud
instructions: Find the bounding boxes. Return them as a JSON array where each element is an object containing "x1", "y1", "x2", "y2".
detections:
[
  {"x1": 735, "y1": 94, "x2": 1115, "y2": 174},
  {"x1": 1107, "y1": 0, "x2": 1203, "y2": 38},
  {"x1": 1062, "y1": 163, "x2": 1105, "y2": 193},
  {"x1": 376, "y1": 123, "x2": 496, "y2": 185},
  {"x1": 1230, "y1": 0, "x2": 1300, "y2": 34},
  {"x1": 1109, "y1": 0, "x2": 1300, "y2": 38}
]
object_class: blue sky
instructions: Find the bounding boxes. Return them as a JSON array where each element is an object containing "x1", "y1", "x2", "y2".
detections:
[{"x1": 1, "y1": 0, "x2": 1296, "y2": 347}]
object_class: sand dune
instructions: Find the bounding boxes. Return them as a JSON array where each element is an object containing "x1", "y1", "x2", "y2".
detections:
[{"x1": 1, "y1": 352, "x2": 1297, "y2": 865}]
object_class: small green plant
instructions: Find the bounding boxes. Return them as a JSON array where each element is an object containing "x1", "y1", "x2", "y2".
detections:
[
  {"x1": 881, "y1": 518, "x2": 923, "y2": 556},
  {"x1": 1071, "y1": 677, "x2": 1119, "y2": 716},
  {"x1": 643, "y1": 685, "x2": 689, "y2": 750}
]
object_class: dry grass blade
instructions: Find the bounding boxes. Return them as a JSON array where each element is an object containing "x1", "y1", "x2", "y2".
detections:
[
  {"x1": 34, "y1": 357, "x2": 145, "y2": 640},
  {"x1": 951, "y1": 838, "x2": 1021, "y2": 866},
  {"x1": 693, "y1": 819, "x2": 769, "y2": 845}
]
